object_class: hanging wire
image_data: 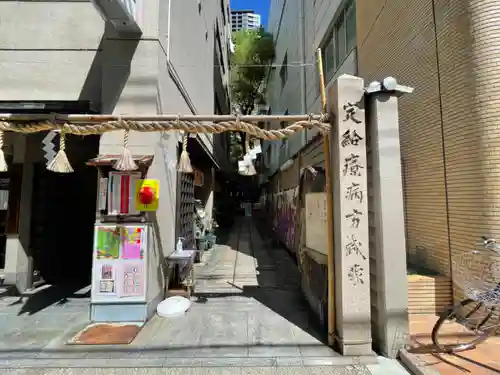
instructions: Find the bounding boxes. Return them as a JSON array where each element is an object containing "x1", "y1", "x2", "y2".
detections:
[
  {"x1": 152, "y1": 61, "x2": 315, "y2": 69},
  {"x1": 220, "y1": 62, "x2": 315, "y2": 68}
]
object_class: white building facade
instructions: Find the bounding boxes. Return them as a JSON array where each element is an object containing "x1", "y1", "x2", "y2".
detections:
[
  {"x1": 260, "y1": 0, "x2": 358, "y2": 346},
  {"x1": 231, "y1": 10, "x2": 262, "y2": 32},
  {"x1": 263, "y1": 0, "x2": 356, "y2": 177}
]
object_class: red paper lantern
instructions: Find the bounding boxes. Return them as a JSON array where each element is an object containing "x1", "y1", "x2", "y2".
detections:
[{"x1": 138, "y1": 186, "x2": 155, "y2": 205}]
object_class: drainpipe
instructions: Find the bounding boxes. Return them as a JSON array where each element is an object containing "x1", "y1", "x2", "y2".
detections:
[
  {"x1": 299, "y1": 0, "x2": 307, "y2": 147},
  {"x1": 167, "y1": 0, "x2": 172, "y2": 60}
]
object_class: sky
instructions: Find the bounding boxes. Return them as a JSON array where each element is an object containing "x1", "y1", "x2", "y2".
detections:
[{"x1": 230, "y1": 0, "x2": 271, "y2": 29}]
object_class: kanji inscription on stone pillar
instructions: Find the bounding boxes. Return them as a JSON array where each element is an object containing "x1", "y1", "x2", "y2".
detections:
[{"x1": 329, "y1": 74, "x2": 372, "y2": 356}]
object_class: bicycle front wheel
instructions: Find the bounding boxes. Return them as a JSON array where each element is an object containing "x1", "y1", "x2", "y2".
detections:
[{"x1": 432, "y1": 299, "x2": 496, "y2": 353}]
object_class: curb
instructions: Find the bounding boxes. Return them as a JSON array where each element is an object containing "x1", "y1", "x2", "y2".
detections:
[
  {"x1": 0, "y1": 284, "x2": 15, "y2": 297},
  {"x1": 399, "y1": 349, "x2": 440, "y2": 375}
]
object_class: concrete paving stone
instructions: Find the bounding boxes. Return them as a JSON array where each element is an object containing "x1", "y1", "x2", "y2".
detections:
[
  {"x1": 146, "y1": 314, "x2": 204, "y2": 348},
  {"x1": 193, "y1": 348, "x2": 249, "y2": 359},
  {"x1": 0, "y1": 369, "x2": 336, "y2": 375},
  {"x1": 196, "y1": 314, "x2": 248, "y2": 357},
  {"x1": 297, "y1": 344, "x2": 338, "y2": 358},
  {"x1": 247, "y1": 314, "x2": 296, "y2": 346},
  {"x1": 274, "y1": 357, "x2": 305, "y2": 366},
  {"x1": 248, "y1": 346, "x2": 301, "y2": 358},
  {"x1": 2, "y1": 357, "x2": 170, "y2": 368},
  {"x1": 80, "y1": 350, "x2": 142, "y2": 359},
  {"x1": 199, "y1": 357, "x2": 277, "y2": 367},
  {"x1": 366, "y1": 357, "x2": 410, "y2": 375},
  {"x1": 0, "y1": 219, "x2": 399, "y2": 373},
  {"x1": 2, "y1": 328, "x2": 63, "y2": 348},
  {"x1": 0, "y1": 359, "x2": 407, "y2": 374},
  {"x1": 302, "y1": 357, "x2": 354, "y2": 367},
  {"x1": 0, "y1": 351, "x2": 40, "y2": 360},
  {"x1": 303, "y1": 366, "x2": 371, "y2": 375},
  {"x1": 160, "y1": 358, "x2": 205, "y2": 367},
  {"x1": 2, "y1": 365, "x2": 392, "y2": 375}
]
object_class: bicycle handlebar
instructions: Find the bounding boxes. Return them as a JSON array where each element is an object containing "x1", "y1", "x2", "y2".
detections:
[{"x1": 478, "y1": 236, "x2": 500, "y2": 255}]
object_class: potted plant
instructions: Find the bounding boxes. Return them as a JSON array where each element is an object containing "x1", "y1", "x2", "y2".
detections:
[
  {"x1": 205, "y1": 219, "x2": 218, "y2": 249},
  {"x1": 193, "y1": 200, "x2": 207, "y2": 262}
]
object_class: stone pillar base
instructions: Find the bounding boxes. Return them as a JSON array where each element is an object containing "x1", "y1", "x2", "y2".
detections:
[{"x1": 335, "y1": 336, "x2": 374, "y2": 356}]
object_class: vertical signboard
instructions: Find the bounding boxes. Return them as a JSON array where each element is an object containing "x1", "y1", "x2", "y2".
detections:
[
  {"x1": 107, "y1": 172, "x2": 142, "y2": 215},
  {"x1": 91, "y1": 224, "x2": 148, "y2": 303},
  {"x1": 305, "y1": 192, "x2": 328, "y2": 256},
  {"x1": 330, "y1": 74, "x2": 372, "y2": 355}
]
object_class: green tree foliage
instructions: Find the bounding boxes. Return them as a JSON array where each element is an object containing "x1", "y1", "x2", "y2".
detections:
[
  {"x1": 231, "y1": 28, "x2": 275, "y2": 116},
  {"x1": 230, "y1": 28, "x2": 274, "y2": 164}
]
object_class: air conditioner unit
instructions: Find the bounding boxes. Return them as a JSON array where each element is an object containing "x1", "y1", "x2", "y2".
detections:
[{"x1": 91, "y1": 0, "x2": 141, "y2": 34}]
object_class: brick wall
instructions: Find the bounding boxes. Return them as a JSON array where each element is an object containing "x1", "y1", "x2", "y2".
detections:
[
  {"x1": 357, "y1": 0, "x2": 500, "y2": 300},
  {"x1": 357, "y1": 0, "x2": 451, "y2": 277},
  {"x1": 434, "y1": 0, "x2": 475, "y2": 298}
]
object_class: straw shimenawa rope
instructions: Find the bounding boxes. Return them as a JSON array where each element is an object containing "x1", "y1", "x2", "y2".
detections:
[
  {"x1": 239, "y1": 134, "x2": 256, "y2": 176},
  {"x1": 0, "y1": 114, "x2": 329, "y2": 173},
  {"x1": 113, "y1": 119, "x2": 139, "y2": 171},
  {"x1": 0, "y1": 116, "x2": 329, "y2": 138},
  {"x1": 47, "y1": 130, "x2": 73, "y2": 173},
  {"x1": 177, "y1": 116, "x2": 193, "y2": 173}
]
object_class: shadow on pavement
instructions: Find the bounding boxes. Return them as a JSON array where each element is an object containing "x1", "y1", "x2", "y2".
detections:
[
  {"x1": 10, "y1": 282, "x2": 90, "y2": 316},
  {"x1": 196, "y1": 211, "x2": 327, "y2": 345}
]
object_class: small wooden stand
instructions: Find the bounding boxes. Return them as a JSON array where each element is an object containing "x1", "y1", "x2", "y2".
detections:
[{"x1": 166, "y1": 250, "x2": 196, "y2": 299}]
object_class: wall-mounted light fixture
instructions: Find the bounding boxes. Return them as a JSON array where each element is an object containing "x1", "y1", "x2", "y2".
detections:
[{"x1": 365, "y1": 77, "x2": 414, "y2": 96}]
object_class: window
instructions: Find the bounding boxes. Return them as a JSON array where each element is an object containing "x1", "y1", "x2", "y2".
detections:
[
  {"x1": 319, "y1": 0, "x2": 356, "y2": 82},
  {"x1": 220, "y1": 0, "x2": 226, "y2": 24},
  {"x1": 279, "y1": 53, "x2": 288, "y2": 90},
  {"x1": 335, "y1": 18, "x2": 346, "y2": 67},
  {"x1": 216, "y1": 31, "x2": 225, "y2": 74},
  {"x1": 321, "y1": 33, "x2": 335, "y2": 81},
  {"x1": 346, "y1": 2, "x2": 356, "y2": 52}
]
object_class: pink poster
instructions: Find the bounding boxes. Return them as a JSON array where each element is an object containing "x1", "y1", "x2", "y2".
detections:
[
  {"x1": 121, "y1": 263, "x2": 144, "y2": 297},
  {"x1": 121, "y1": 227, "x2": 143, "y2": 259}
]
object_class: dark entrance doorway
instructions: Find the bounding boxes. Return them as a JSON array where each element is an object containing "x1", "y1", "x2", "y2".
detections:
[
  {"x1": 0, "y1": 172, "x2": 9, "y2": 270},
  {"x1": 30, "y1": 135, "x2": 100, "y2": 285}
]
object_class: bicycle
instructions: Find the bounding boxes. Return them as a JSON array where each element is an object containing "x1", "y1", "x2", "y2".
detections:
[{"x1": 431, "y1": 236, "x2": 500, "y2": 353}]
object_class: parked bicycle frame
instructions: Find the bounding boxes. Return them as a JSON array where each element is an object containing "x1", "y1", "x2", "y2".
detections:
[{"x1": 431, "y1": 236, "x2": 500, "y2": 353}]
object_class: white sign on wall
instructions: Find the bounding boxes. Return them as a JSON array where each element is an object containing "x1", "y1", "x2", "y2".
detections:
[{"x1": 305, "y1": 192, "x2": 328, "y2": 256}]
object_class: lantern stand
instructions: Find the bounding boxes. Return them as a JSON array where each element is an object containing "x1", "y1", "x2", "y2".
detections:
[{"x1": 86, "y1": 154, "x2": 162, "y2": 323}]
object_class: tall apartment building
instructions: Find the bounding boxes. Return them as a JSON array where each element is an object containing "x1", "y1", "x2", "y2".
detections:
[
  {"x1": 0, "y1": 0, "x2": 231, "y2": 292},
  {"x1": 265, "y1": 0, "x2": 499, "y2": 319},
  {"x1": 231, "y1": 10, "x2": 262, "y2": 32}
]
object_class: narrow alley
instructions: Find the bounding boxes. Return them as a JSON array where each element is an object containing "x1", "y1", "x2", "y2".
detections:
[
  {"x1": 162, "y1": 216, "x2": 340, "y2": 364},
  {"x1": 0, "y1": 217, "x2": 409, "y2": 374}
]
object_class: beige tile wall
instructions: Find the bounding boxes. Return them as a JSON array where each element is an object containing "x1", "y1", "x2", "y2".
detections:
[
  {"x1": 357, "y1": 0, "x2": 500, "y2": 301},
  {"x1": 357, "y1": 0, "x2": 451, "y2": 277}
]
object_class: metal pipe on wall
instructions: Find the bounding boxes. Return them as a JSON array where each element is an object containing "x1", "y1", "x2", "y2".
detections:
[
  {"x1": 316, "y1": 48, "x2": 336, "y2": 347},
  {"x1": 299, "y1": 0, "x2": 307, "y2": 147}
]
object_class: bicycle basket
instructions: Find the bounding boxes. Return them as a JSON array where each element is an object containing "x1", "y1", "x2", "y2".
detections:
[{"x1": 452, "y1": 251, "x2": 500, "y2": 306}]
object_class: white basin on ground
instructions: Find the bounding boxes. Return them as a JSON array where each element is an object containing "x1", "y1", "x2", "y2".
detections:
[{"x1": 156, "y1": 296, "x2": 192, "y2": 318}]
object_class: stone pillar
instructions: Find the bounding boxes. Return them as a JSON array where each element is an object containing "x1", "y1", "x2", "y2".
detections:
[
  {"x1": 328, "y1": 74, "x2": 372, "y2": 356},
  {"x1": 4, "y1": 135, "x2": 34, "y2": 292},
  {"x1": 366, "y1": 79, "x2": 410, "y2": 358}
]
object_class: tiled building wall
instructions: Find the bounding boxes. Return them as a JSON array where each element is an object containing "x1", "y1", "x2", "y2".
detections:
[
  {"x1": 357, "y1": 0, "x2": 500, "y2": 301},
  {"x1": 357, "y1": 0, "x2": 451, "y2": 277}
]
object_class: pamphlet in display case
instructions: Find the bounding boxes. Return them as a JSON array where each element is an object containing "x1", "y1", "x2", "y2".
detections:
[{"x1": 91, "y1": 224, "x2": 148, "y2": 304}]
